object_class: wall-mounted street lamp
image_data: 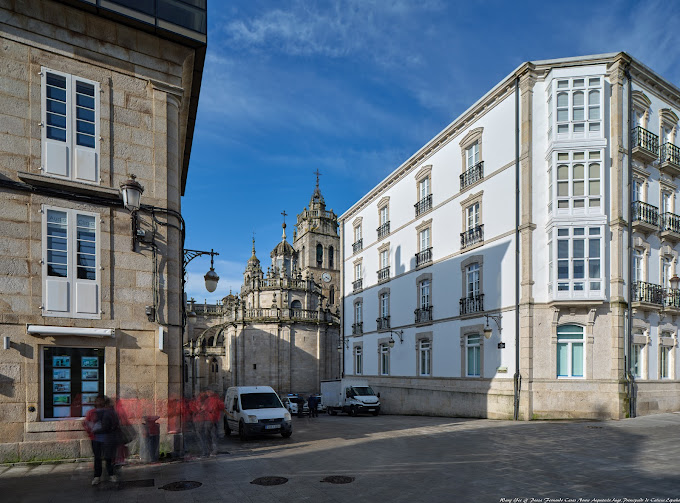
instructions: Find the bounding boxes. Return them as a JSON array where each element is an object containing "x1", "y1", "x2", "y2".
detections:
[
  {"x1": 388, "y1": 329, "x2": 404, "y2": 348},
  {"x1": 483, "y1": 313, "x2": 502, "y2": 339},
  {"x1": 184, "y1": 249, "x2": 220, "y2": 293},
  {"x1": 670, "y1": 275, "x2": 680, "y2": 290},
  {"x1": 120, "y1": 174, "x2": 145, "y2": 251},
  {"x1": 337, "y1": 338, "x2": 349, "y2": 353}
]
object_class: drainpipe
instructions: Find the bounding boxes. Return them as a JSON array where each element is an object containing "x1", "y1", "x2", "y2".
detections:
[
  {"x1": 514, "y1": 76, "x2": 521, "y2": 420},
  {"x1": 624, "y1": 64, "x2": 636, "y2": 418},
  {"x1": 341, "y1": 222, "x2": 346, "y2": 378}
]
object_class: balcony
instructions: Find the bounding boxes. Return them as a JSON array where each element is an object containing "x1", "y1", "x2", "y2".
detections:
[
  {"x1": 632, "y1": 126, "x2": 659, "y2": 165},
  {"x1": 632, "y1": 281, "x2": 663, "y2": 309},
  {"x1": 461, "y1": 225, "x2": 484, "y2": 249},
  {"x1": 352, "y1": 279, "x2": 363, "y2": 292},
  {"x1": 415, "y1": 194, "x2": 433, "y2": 216},
  {"x1": 631, "y1": 201, "x2": 659, "y2": 235},
  {"x1": 376, "y1": 316, "x2": 390, "y2": 331},
  {"x1": 460, "y1": 161, "x2": 484, "y2": 190},
  {"x1": 664, "y1": 288, "x2": 680, "y2": 313},
  {"x1": 660, "y1": 143, "x2": 680, "y2": 178},
  {"x1": 377, "y1": 266, "x2": 390, "y2": 282},
  {"x1": 377, "y1": 221, "x2": 390, "y2": 239},
  {"x1": 460, "y1": 294, "x2": 484, "y2": 315},
  {"x1": 352, "y1": 239, "x2": 363, "y2": 254},
  {"x1": 415, "y1": 306, "x2": 433, "y2": 324},
  {"x1": 660, "y1": 212, "x2": 680, "y2": 243},
  {"x1": 352, "y1": 322, "x2": 363, "y2": 335},
  {"x1": 415, "y1": 247, "x2": 432, "y2": 267}
]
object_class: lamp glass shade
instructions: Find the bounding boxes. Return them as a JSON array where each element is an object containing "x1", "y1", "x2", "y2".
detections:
[
  {"x1": 388, "y1": 338, "x2": 395, "y2": 348},
  {"x1": 483, "y1": 327, "x2": 493, "y2": 339},
  {"x1": 670, "y1": 275, "x2": 680, "y2": 290},
  {"x1": 204, "y1": 268, "x2": 220, "y2": 293},
  {"x1": 337, "y1": 345, "x2": 343, "y2": 353},
  {"x1": 120, "y1": 178, "x2": 144, "y2": 211}
]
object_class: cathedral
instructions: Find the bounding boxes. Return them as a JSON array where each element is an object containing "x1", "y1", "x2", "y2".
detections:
[{"x1": 184, "y1": 179, "x2": 341, "y2": 398}]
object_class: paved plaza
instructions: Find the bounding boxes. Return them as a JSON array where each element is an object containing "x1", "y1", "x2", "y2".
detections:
[{"x1": 2, "y1": 413, "x2": 680, "y2": 502}]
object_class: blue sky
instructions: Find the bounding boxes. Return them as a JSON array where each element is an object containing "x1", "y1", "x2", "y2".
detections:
[{"x1": 182, "y1": 0, "x2": 680, "y2": 303}]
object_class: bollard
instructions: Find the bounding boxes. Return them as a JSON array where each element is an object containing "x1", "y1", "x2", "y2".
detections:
[{"x1": 140, "y1": 415, "x2": 160, "y2": 462}]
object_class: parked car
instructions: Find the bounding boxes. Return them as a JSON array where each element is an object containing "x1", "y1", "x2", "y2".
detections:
[{"x1": 282, "y1": 394, "x2": 309, "y2": 416}]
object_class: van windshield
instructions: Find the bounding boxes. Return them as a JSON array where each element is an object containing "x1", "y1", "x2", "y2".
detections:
[
  {"x1": 352, "y1": 386, "x2": 375, "y2": 396},
  {"x1": 241, "y1": 393, "x2": 283, "y2": 410}
]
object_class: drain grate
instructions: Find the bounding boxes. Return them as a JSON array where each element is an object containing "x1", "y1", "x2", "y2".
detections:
[
  {"x1": 321, "y1": 475, "x2": 355, "y2": 484},
  {"x1": 250, "y1": 476, "x2": 288, "y2": 486},
  {"x1": 122, "y1": 479, "x2": 155, "y2": 489},
  {"x1": 159, "y1": 481, "x2": 202, "y2": 491},
  {"x1": 586, "y1": 425, "x2": 603, "y2": 429}
]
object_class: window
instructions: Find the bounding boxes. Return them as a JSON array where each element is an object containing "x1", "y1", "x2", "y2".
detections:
[
  {"x1": 466, "y1": 142, "x2": 479, "y2": 170},
  {"x1": 466, "y1": 335, "x2": 481, "y2": 377},
  {"x1": 551, "y1": 77, "x2": 602, "y2": 140},
  {"x1": 419, "y1": 279, "x2": 430, "y2": 309},
  {"x1": 354, "y1": 225, "x2": 362, "y2": 242},
  {"x1": 466, "y1": 263, "x2": 480, "y2": 298},
  {"x1": 416, "y1": 220, "x2": 433, "y2": 267},
  {"x1": 352, "y1": 299, "x2": 363, "y2": 335},
  {"x1": 378, "y1": 243, "x2": 390, "y2": 282},
  {"x1": 662, "y1": 256, "x2": 674, "y2": 289},
  {"x1": 316, "y1": 244, "x2": 323, "y2": 266},
  {"x1": 329, "y1": 286, "x2": 335, "y2": 305},
  {"x1": 553, "y1": 226, "x2": 602, "y2": 297},
  {"x1": 380, "y1": 206, "x2": 388, "y2": 226},
  {"x1": 631, "y1": 344, "x2": 642, "y2": 378},
  {"x1": 419, "y1": 177, "x2": 430, "y2": 200},
  {"x1": 633, "y1": 248, "x2": 643, "y2": 284},
  {"x1": 43, "y1": 346, "x2": 104, "y2": 419},
  {"x1": 355, "y1": 301, "x2": 362, "y2": 324},
  {"x1": 419, "y1": 340, "x2": 431, "y2": 376},
  {"x1": 553, "y1": 151, "x2": 601, "y2": 214},
  {"x1": 415, "y1": 166, "x2": 432, "y2": 216},
  {"x1": 42, "y1": 206, "x2": 100, "y2": 318},
  {"x1": 328, "y1": 246, "x2": 334, "y2": 268},
  {"x1": 557, "y1": 325, "x2": 584, "y2": 378},
  {"x1": 353, "y1": 259, "x2": 363, "y2": 291},
  {"x1": 377, "y1": 198, "x2": 390, "y2": 238},
  {"x1": 209, "y1": 358, "x2": 218, "y2": 385},
  {"x1": 380, "y1": 344, "x2": 390, "y2": 375},
  {"x1": 355, "y1": 262, "x2": 362, "y2": 280},
  {"x1": 355, "y1": 346, "x2": 363, "y2": 375},
  {"x1": 353, "y1": 222, "x2": 363, "y2": 253},
  {"x1": 632, "y1": 177, "x2": 644, "y2": 202},
  {"x1": 466, "y1": 203, "x2": 479, "y2": 231},
  {"x1": 660, "y1": 345, "x2": 670, "y2": 379},
  {"x1": 41, "y1": 68, "x2": 100, "y2": 183},
  {"x1": 461, "y1": 192, "x2": 484, "y2": 249},
  {"x1": 380, "y1": 249, "x2": 389, "y2": 270},
  {"x1": 380, "y1": 292, "x2": 389, "y2": 318},
  {"x1": 420, "y1": 228, "x2": 430, "y2": 251}
]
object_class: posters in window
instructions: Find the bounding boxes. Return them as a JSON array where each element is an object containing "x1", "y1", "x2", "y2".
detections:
[
  {"x1": 81, "y1": 381, "x2": 98, "y2": 392},
  {"x1": 53, "y1": 407, "x2": 71, "y2": 418},
  {"x1": 81, "y1": 356, "x2": 98, "y2": 368},
  {"x1": 53, "y1": 369, "x2": 70, "y2": 380},
  {"x1": 53, "y1": 356, "x2": 70, "y2": 367},
  {"x1": 53, "y1": 394, "x2": 71, "y2": 405},
  {"x1": 82, "y1": 393, "x2": 98, "y2": 405},
  {"x1": 53, "y1": 382, "x2": 71, "y2": 393},
  {"x1": 82, "y1": 369, "x2": 98, "y2": 380}
]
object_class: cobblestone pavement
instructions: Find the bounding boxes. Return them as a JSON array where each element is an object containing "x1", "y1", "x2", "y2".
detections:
[{"x1": 2, "y1": 413, "x2": 680, "y2": 503}]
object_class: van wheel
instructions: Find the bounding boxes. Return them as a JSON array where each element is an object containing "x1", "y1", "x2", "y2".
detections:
[
  {"x1": 224, "y1": 418, "x2": 231, "y2": 436},
  {"x1": 281, "y1": 430, "x2": 292, "y2": 438},
  {"x1": 350, "y1": 406, "x2": 358, "y2": 417},
  {"x1": 328, "y1": 408, "x2": 337, "y2": 416},
  {"x1": 239, "y1": 422, "x2": 248, "y2": 441}
]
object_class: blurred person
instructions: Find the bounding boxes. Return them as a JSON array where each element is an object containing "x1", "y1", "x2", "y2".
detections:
[
  {"x1": 205, "y1": 391, "x2": 224, "y2": 455},
  {"x1": 308, "y1": 395, "x2": 318, "y2": 418},
  {"x1": 83, "y1": 395, "x2": 120, "y2": 485},
  {"x1": 192, "y1": 392, "x2": 211, "y2": 457}
]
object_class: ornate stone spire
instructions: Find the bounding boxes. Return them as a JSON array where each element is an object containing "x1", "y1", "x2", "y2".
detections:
[{"x1": 310, "y1": 169, "x2": 325, "y2": 206}]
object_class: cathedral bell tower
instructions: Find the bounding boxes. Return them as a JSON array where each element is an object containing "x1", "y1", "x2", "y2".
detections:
[{"x1": 293, "y1": 171, "x2": 340, "y2": 309}]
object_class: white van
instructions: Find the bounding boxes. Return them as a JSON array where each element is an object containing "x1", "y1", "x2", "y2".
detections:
[{"x1": 223, "y1": 386, "x2": 292, "y2": 440}]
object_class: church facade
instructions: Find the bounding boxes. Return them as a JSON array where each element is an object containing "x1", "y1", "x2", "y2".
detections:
[{"x1": 185, "y1": 182, "x2": 341, "y2": 398}]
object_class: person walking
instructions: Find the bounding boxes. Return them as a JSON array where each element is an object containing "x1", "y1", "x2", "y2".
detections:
[
  {"x1": 84, "y1": 395, "x2": 120, "y2": 485},
  {"x1": 308, "y1": 395, "x2": 318, "y2": 418}
]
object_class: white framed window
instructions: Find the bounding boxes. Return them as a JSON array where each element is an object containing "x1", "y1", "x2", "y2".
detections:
[
  {"x1": 419, "y1": 227, "x2": 430, "y2": 251},
  {"x1": 42, "y1": 206, "x2": 100, "y2": 318},
  {"x1": 553, "y1": 151, "x2": 602, "y2": 214},
  {"x1": 631, "y1": 344, "x2": 642, "y2": 378},
  {"x1": 660, "y1": 345, "x2": 670, "y2": 379},
  {"x1": 355, "y1": 346, "x2": 363, "y2": 375},
  {"x1": 354, "y1": 225, "x2": 362, "y2": 242},
  {"x1": 557, "y1": 325, "x2": 584, "y2": 378},
  {"x1": 662, "y1": 191, "x2": 673, "y2": 214},
  {"x1": 419, "y1": 279, "x2": 430, "y2": 309},
  {"x1": 380, "y1": 292, "x2": 389, "y2": 318},
  {"x1": 419, "y1": 177, "x2": 430, "y2": 200},
  {"x1": 553, "y1": 226, "x2": 602, "y2": 297},
  {"x1": 466, "y1": 202, "x2": 480, "y2": 231},
  {"x1": 548, "y1": 230, "x2": 554, "y2": 295},
  {"x1": 466, "y1": 263, "x2": 480, "y2": 298},
  {"x1": 632, "y1": 177, "x2": 644, "y2": 203},
  {"x1": 419, "y1": 340, "x2": 431, "y2": 376},
  {"x1": 466, "y1": 334, "x2": 481, "y2": 377},
  {"x1": 466, "y1": 142, "x2": 479, "y2": 170},
  {"x1": 380, "y1": 249, "x2": 389, "y2": 269},
  {"x1": 380, "y1": 344, "x2": 390, "y2": 375},
  {"x1": 380, "y1": 206, "x2": 388, "y2": 226},
  {"x1": 41, "y1": 68, "x2": 100, "y2": 183},
  {"x1": 355, "y1": 301, "x2": 362, "y2": 324},
  {"x1": 633, "y1": 248, "x2": 643, "y2": 284},
  {"x1": 662, "y1": 256, "x2": 674, "y2": 288},
  {"x1": 354, "y1": 262, "x2": 362, "y2": 281},
  {"x1": 551, "y1": 77, "x2": 602, "y2": 140}
]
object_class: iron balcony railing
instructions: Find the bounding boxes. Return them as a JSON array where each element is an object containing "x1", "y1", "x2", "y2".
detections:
[
  {"x1": 415, "y1": 194, "x2": 433, "y2": 216},
  {"x1": 632, "y1": 281, "x2": 664, "y2": 305},
  {"x1": 377, "y1": 221, "x2": 390, "y2": 238},
  {"x1": 377, "y1": 266, "x2": 390, "y2": 282},
  {"x1": 352, "y1": 278, "x2": 363, "y2": 291},
  {"x1": 661, "y1": 212, "x2": 680, "y2": 234},
  {"x1": 415, "y1": 247, "x2": 432, "y2": 267},
  {"x1": 633, "y1": 126, "x2": 659, "y2": 156},
  {"x1": 661, "y1": 142, "x2": 680, "y2": 166},
  {"x1": 352, "y1": 322, "x2": 363, "y2": 335},
  {"x1": 461, "y1": 225, "x2": 484, "y2": 248},
  {"x1": 415, "y1": 306, "x2": 433, "y2": 324},
  {"x1": 460, "y1": 294, "x2": 484, "y2": 315},
  {"x1": 460, "y1": 161, "x2": 484, "y2": 190},
  {"x1": 376, "y1": 316, "x2": 390, "y2": 330},
  {"x1": 665, "y1": 289, "x2": 680, "y2": 309},
  {"x1": 631, "y1": 201, "x2": 659, "y2": 227},
  {"x1": 352, "y1": 239, "x2": 363, "y2": 254}
]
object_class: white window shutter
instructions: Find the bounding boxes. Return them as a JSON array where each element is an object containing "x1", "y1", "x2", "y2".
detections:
[
  {"x1": 73, "y1": 78, "x2": 99, "y2": 183},
  {"x1": 41, "y1": 69, "x2": 70, "y2": 178},
  {"x1": 74, "y1": 282, "x2": 99, "y2": 315},
  {"x1": 45, "y1": 280, "x2": 70, "y2": 313}
]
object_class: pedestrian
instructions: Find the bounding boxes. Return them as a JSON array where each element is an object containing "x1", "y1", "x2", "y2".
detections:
[
  {"x1": 205, "y1": 391, "x2": 224, "y2": 456},
  {"x1": 308, "y1": 395, "x2": 318, "y2": 417},
  {"x1": 296, "y1": 395, "x2": 305, "y2": 418},
  {"x1": 84, "y1": 395, "x2": 120, "y2": 485}
]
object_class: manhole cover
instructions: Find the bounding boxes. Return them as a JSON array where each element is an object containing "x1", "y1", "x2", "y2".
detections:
[
  {"x1": 586, "y1": 425, "x2": 603, "y2": 429},
  {"x1": 321, "y1": 475, "x2": 355, "y2": 484},
  {"x1": 122, "y1": 479, "x2": 155, "y2": 488},
  {"x1": 159, "y1": 481, "x2": 202, "y2": 491},
  {"x1": 250, "y1": 476, "x2": 288, "y2": 486}
]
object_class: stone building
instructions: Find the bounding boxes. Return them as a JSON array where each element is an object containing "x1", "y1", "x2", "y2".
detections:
[
  {"x1": 185, "y1": 182, "x2": 341, "y2": 397},
  {"x1": 340, "y1": 52, "x2": 680, "y2": 420},
  {"x1": 0, "y1": 0, "x2": 206, "y2": 462}
]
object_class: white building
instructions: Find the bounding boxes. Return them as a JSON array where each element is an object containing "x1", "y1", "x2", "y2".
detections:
[{"x1": 339, "y1": 52, "x2": 680, "y2": 420}]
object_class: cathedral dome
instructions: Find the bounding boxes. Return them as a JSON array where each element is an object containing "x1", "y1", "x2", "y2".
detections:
[{"x1": 271, "y1": 239, "x2": 295, "y2": 258}]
